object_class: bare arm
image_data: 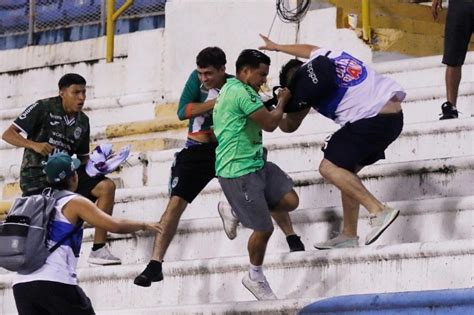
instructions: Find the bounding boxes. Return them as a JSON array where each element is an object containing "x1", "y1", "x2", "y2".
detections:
[
  {"x1": 64, "y1": 197, "x2": 162, "y2": 234},
  {"x1": 250, "y1": 88, "x2": 291, "y2": 132},
  {"x1": 431, "y1": 0, "x2": 442, "y2": 20},
  {"x1": 2, "y1": 124, "x2": 54, "y2": 156},
  {"x1": 259, "y1": 34, "x2": 319, "y2": 59},
  {"x1": 279, "y1": 107, "x2": 311, "y2": 133},
  {"x1": 184, "y1": 99, "x2": 216, "y2": 118}
]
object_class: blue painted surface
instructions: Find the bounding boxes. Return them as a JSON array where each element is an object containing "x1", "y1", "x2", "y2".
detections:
[
  {"x1": 0, "y1": 0, "x2": 166, "y2": 51},
  {"x1": 299, "y1": 288, "x2": 474, "y2": 314}
]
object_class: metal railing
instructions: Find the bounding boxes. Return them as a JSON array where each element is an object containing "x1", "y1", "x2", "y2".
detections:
[{"x1": 0, "y1": 0, "x2": 165, "y2": 47}]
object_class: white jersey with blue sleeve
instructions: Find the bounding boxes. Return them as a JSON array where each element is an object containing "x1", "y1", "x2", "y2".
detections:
[{"x1": 307, "y1": 48, "x2": 406, "y2": 126}]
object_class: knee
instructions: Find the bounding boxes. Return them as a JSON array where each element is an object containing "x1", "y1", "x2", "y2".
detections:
[
  {"x1": 286, "y1": 191, "x2": 299, "y2": 211},
  {"x1": 319, "y1": 159, "x2": 331, "y2": 179},
  {"x1": 95, "y1": 178, "x2": 116, "y2": 196}
]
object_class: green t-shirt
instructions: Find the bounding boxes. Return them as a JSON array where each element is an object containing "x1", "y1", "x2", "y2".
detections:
[
  {"x1": 213, "y1": 78, "x2": 264, "y2": 178},
  {"x1": 13, "y1": 96, "x2": 90, "y2": 194}
]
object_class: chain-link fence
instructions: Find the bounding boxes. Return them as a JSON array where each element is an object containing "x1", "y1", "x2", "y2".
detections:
[{"x1": 0, "y1": 0, "x2": 166, "y2": 49}]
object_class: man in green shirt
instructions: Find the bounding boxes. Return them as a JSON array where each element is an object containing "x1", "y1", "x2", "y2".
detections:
[
  {"x1": 213, "y1": 49, "x2": 298, "y2": 300},
  {"x1": 2, "y1": 73, "x2": 121, "y2": 265},
  {"x1": 134, "y1": 47, "x2": 304, "y2": 288}
]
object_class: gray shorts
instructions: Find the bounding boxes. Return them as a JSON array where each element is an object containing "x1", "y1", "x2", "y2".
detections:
[{"x1": 218, "y1": 161, "x2": 294, "y2": 231}]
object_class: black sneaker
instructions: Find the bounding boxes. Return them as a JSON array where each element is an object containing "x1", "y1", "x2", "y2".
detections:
[
  {"x1": 286, "y1": 235, "x2": 305, "y2": 252},
  {"x1": 134, "y1": 261, "x2": 164, "y2": 287},
  {"x1": 439, "y1": 102, "x2": 458, "y2": 120}
]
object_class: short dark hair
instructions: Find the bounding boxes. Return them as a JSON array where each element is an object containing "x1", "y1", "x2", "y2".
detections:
[
  {"x1": 58, "y1": 73, "x2": 86, "y2": 89},
  {"x1": 196, "y1": 47, "x2": 227, "y2": 68},
  {"x1": 235, "y1": 49, "x2": 271, "y2": 73},
  {"x1": 279, "y1": 59, "x2": 303, "y2": 87}
]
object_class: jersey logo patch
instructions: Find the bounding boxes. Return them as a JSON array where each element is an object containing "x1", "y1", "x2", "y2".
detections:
[
  {"x1": 74, "y1": 127, "x2": 82, "y2": 140},
  {"x1": 171, "y1": 176, "x2": 179, "y2": 188},
  {"x1": 333, "y1": 52, "x2": 367, "y2": 87}
]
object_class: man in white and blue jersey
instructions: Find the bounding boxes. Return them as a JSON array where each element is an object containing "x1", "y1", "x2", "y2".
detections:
[{"x1": 259, "y1": 34, "x2": 406, "y2": 249}]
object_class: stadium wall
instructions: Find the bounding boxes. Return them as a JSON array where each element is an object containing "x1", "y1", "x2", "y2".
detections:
[{"x1": 0, "y1": 0, "x2": 371, "y2": 111}]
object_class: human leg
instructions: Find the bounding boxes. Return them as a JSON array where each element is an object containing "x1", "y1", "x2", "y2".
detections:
[
  {"x1": 75, "y1": 171, "x2": 121, "y2": 265},
  {"x1": 319, "y1": 113, "x2": 403, "y2": 246},
  {"x1": 134, "y1": 196, "x2": 188, "y2": 287}
]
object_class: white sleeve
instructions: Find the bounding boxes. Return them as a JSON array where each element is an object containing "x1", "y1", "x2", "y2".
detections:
[{"x1": 206, "y1": 88, "x2": 219, "y2": 101}]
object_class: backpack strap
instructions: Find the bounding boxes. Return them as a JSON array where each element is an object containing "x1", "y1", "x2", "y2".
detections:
[
  {"x1": 48, "y1": 189, "x2": 82, "y2": 254},
  {"x1": 48, "y1": 219, "x2": 83, "y2": 253}
]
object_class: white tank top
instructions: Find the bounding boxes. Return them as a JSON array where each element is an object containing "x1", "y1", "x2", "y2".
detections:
[{"x1": 13, "y1": 195, "x2": 82, "y2": 286}]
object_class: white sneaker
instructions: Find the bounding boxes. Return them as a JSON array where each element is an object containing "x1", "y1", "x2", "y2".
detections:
[
  {"x1": 242, "y1": 273, "x2": 277, "y2": 300},
  {"x1": 87, "y1": 244, "x2": 122, "y2": 265},
  {"x1": 217, "y1": 201, "x2": 239, "y2": 240},
  {"x1": 365, "y1": 206, "x2": 400, "y2": 245}
]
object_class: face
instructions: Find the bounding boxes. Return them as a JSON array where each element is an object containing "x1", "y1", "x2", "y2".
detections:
[
  {"x1": 240, "y1": 63, "x2": 269, "y2": 92},
  {"x1": 59, "y1": 84, "x2": 86, "y2": 114},
  {"x1": 197, "y1": 65, "x2": 226, "y2": 89}
]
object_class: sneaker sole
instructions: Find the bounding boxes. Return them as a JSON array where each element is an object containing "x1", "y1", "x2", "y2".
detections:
[
  {"x1": 365, "y1": 209, "x2": 400, "y2": 245},
  {"x1": 242, "y1": 278, "x2": 276, "y2": 301},
  {"x1": 313, "y1": 243, "x2": 358, "y2": 250},
  {"x1": 134, "y1": 273, "x2": 164, "y2": 287},
  {"x1": 218, "y1": 202, "x2": 237, "y2": 240},
  {"x1": 87, "y1": 258, "x2": 122, "y2": 266}
]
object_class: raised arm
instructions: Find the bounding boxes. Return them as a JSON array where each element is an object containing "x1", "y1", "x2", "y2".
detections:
[{"x1": 258, "y1": 34, "x2": 319, "y2": 59}]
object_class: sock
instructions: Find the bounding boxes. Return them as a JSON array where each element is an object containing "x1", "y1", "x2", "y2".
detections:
[
  {"x1": 92, "y1": 243, "x2": 105, "y2": 251},
  {"x1": 249, "y1": 263, "x2": 265, "y2": 282}
]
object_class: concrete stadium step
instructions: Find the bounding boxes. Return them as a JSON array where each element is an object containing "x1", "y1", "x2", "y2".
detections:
[
  {"x1": 0, "y1": 53, "x2": 472, "y2": 132},
  {"x1": 114, "y1": 117, "x2": 474, "y2": 187},
  {"x1": 107, "y1": 156, "x2": 473, "y2": 224},
  {"x1": 97, "y1": 298, "x2": 315, "y2": 315},
  {"x1": 1, "y1": 239, "x2": 471, "y2": 313},
  {"x1": 74, "y1": 195, "x2": 474, "y2": 267}
]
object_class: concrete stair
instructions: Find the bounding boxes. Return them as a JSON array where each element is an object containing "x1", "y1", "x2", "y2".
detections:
[
  {"x1": 1, "y1": 50, "x2": 473, "y2": 314},
  {"x1": 1, "y1": 239, "x2": 471, "y2": 314}
]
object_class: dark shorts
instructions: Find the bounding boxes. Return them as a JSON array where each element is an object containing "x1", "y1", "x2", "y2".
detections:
[
  {"x1": 13, "y1": 281, "x2": 95, "y2": 315},
  {"x1": 169, "y1": 142, "x2": 217, "y2": 203},
  {"x1": 443, "y1": 0, "x2": 474, "y2": 66},
  {"x1": 322, "y1": 112, "x2": 404, "y2": 172},
  {"x1": 218, "y1": 161, "x2": 294, "y2": 231},
  {"x1": 76, "y1": 164, "x2": 107, "y2": 203}
]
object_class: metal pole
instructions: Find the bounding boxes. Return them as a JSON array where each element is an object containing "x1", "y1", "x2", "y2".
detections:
[
  {"x1": 106, "y1": 0, "x2": 115, "y2": 63},
  {"x1": 100, "y1": 0, "x2": 107, "y2": 36},
  {"x1": 362, "y1": 0, "x2": 371, "y2": 42},
  {"x1": 27, "y1": 0, "x2": 36, "y2": 45}
]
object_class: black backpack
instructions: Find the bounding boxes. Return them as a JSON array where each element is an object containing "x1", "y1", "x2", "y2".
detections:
[{"x1": 0, "y1": 190, "x2": 82, "y2": 274}]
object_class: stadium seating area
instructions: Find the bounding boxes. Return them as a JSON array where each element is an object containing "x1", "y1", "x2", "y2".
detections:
[{"x1": 0, "y1": 1, "x2": 472, "y2": 314}]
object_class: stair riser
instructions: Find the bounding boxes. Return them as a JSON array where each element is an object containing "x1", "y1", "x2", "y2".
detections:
[
  {"x1": 77, "y1": 206, "x2": 473, "y2": 267},
  {"x1": 108, "y1": 164, "x2": 474, "y2": 222},
  {"x1": 1, "y1": 247, "x2": 470, "y2": 312}
]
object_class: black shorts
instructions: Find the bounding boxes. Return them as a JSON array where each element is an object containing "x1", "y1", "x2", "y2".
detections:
[
  {"x1": 13, "y1": 281, "x2": 95, "y2": 315},
  {"x1": 322, "y1": 112, "x2": 403, "y2": 172},
  {"x1": 169, "y1": 142, "x2": 217, "y2": 203},
  {"x1": 443, "y1": 0, "x2": 474, "y2": 66},
  {"x1": 76, "y1": 164, "x2": 107, "y2": 203}
]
